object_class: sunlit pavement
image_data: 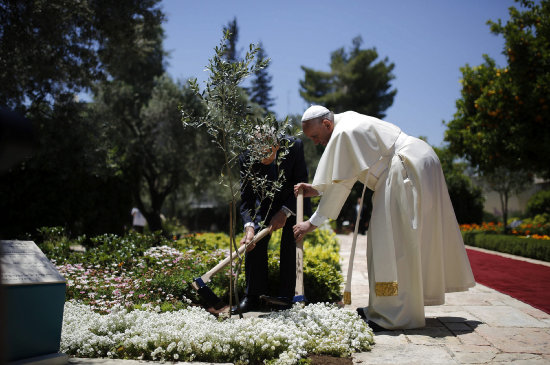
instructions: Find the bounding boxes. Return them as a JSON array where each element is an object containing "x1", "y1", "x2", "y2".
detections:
[{"x1": 337, "y1": 233, "x2": 550, "y2": 365}]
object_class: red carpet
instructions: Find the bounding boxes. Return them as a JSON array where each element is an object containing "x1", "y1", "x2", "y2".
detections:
[{"x1": 466, "y1": 248, "x2": 550, "y2": 314}]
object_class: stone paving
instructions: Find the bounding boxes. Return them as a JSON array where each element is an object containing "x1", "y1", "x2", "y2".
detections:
[
  {"x1": 68, "y1": 233, "x2": 550, "y2": 365},
  {"x1": 336, "y1": 233, "x2": 550, "y2": 365}
]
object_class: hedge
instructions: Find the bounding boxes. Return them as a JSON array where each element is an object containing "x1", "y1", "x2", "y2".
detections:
[{"x1": 462, "y1": 232, "x2": 550, "y2": 262}]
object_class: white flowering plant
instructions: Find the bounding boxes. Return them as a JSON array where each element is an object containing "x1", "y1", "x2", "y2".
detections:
[{"x1": 61, "y1": 301, "x2": 374, "y2": 364}]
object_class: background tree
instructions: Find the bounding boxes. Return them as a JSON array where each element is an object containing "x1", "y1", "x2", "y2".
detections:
[
  {"x1": 482, "y1": 167, "x2": 533, "y2": 232},
  {"x1": 300, "y1": 36, "x2": 397, "y2": 118},
  {"x1": 445, "y1": 0, "x2": 550, "y2": 179},
  {"x1": 487, "y1": 0, "x2": 550, "y2": 178},
  {"x1": 0, "y1": 0, "x2": 165, "y2": 238},
  {"x1": 526, "y1": 188, "x2": 550, "y2": 216},
  {"x1": 445, "y1": 0, "x2": 549, "y2": 228},
  {"x1": 288, "y1": 114, "x2": 323, "y2": 178},
  {"x1": 248, "y1": 42, "x2": 275, "y2": 114},
  {"x1": 432, "y1": 145, "x2": 485, "y2": 224},
  {"x1": 1, "y1": 0, "x2": 100, "y2": 112},
  {"x1": 0, "y1": 100, "x2": 132, "y2": 238},
  {"x1": 0, "y1": 0, "x2": 164, "y2": 113},
  {"x1": 98, "y1": 75, "x2": 207, "y2": 232},
  {"x1": 91, "y1": 2, "x2": 171, "y2": 232},
  {"x1": 222, "y1": 17, "x2": 239, "y2": 63}
]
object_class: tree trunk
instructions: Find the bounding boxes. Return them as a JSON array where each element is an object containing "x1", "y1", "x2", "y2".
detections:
[
  {"x1": 146, "y1": 212, "x2": 163, "y2": 232},
  {"x1": 499, "y1": 190, "x2": 509, "y2": 234},
  {"x1": 135, "y1": 193, "x2": 165, "y2": 234}
]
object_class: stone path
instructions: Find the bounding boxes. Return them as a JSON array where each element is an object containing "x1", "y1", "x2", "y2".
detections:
[
  {"x1": 337, "y1": 233, "x2": 550, "y2": 364},
  {"x1": 68, "y1": 233, "x2": 550, "y2": 365}
]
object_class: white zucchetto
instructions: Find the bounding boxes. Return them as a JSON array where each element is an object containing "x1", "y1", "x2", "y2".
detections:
[{"x1": 301, "y1": 105, "x2": 330, "y2": 122}]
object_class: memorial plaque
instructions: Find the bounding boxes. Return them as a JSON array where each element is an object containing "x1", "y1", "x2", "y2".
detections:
[
  {"x1": 1, "y1": 240, "x2": 66, "y2": 362},
  {"x1": 1, "y1": 240, "x2": 65, "y2": 285}
]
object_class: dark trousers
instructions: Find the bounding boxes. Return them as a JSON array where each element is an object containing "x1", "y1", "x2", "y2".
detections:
[{"x1": 244, "y1": 219, "x2": 297, "y2": 299}]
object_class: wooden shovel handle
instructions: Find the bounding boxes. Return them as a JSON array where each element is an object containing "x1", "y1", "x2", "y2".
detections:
[
  {"x1": 295, "y1": 189, "x2": 304, "y2": 297},
  {"x1": 199, "y1": 226, "x2": 272, "y2": 284}
]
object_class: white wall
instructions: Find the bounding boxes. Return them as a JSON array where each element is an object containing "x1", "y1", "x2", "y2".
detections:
[{"x1": 482, "y1": 179, "x2": 549, "y2": 217}]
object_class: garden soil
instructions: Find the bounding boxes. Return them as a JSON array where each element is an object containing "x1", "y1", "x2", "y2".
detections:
[{"x1": 307, "y1": 354, "x2": 353, "y2": 364}]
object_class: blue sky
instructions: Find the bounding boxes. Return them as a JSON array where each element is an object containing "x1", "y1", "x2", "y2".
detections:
[{"x1": 161, "y1": 0, "x2": 517, "y2": 146}]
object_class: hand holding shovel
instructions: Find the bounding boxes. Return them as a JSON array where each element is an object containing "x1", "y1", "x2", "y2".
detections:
[{"x1": 192, "y1": 225, "x2": 272, "y2": 315}]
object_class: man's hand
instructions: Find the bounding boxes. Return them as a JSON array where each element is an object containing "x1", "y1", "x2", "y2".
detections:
[
  {"x1": 293, "y1": 220, "x2": 317, "y2": 241},
  {"x1": 240, "y1": 226, "x2": 256, "y2": 252},
  {"x1": 269, "y1": 210, "x2": 288, "y2": 231},
  {"x1": 294, "y1": 182, "x2": 319, "y2": 198}
]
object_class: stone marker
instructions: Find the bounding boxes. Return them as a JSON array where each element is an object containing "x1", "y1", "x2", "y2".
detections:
[{"x1": 0, "y1": 240, "x2": 67, "y2": 363}]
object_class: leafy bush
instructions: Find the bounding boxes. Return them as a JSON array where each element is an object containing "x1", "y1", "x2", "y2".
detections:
[
  {"x1": 303, "y1": 258, "x2": 343, "y2": 303},
  {"x1": 462, "y1": 232, "x2": 550, "y2": 261},
  {"x1": 527, "y1": 189, "x2": 550, "y2": 216},
  {"x1": 45, "y1": 227, "x2": 344, "y2": 311},
  {"x1": 36, "y1": 226, "x2": 85, "y2": 263},
  {"x1": 83, "y1": 232, "x2": 169, "y2": 268},
  {"x1": 270, "y1": 228, "x2": 341, "y2": 269},
  {"x1": 446, "y1": 172, "x2": 484, "y2": 224},
  {"x1": 162, "y1": 217, "x2": 189, "y2": 239},
  {"x1": 234, "y1": 228, "x2": 343, "y2": 303},
  {"x1": 269, "y1": 229, "x2": 343, "y2": 303},
  {"x1": 263, "y1": 251, "x2": 343, "y2": 304}
]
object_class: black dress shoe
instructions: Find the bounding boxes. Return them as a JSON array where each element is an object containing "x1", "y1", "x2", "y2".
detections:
[
  {"x1": 231, "y1": 296, "x2": 261, "y2": 315},
  {"x1": 270, "y1": 299, "x2": 293, "y2": 311}
]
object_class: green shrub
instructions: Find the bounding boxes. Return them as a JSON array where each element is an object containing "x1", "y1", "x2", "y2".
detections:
[
  {"x1": 195, "y1": 232, "x2": 234, "y2": 249},
  {"x1": 527, "y1": 214, "x2": 550, "y2": 226},
  {"x1": 173, "y1": 231, "x2": 243, "y2": 252},
  {"x1": 264, "y1": 228, "x2": 343, "y2": 302},
  {"x1": 45, "y1": 227, "x2": 344, "y2": 311},
  {"x1": 162, "y1": 217, "x2": 188, "y2": 239},
  {"x1": 258, "y1": 251, "x2": 343, "y2": 304},
  {"x1": 83, "y1": 231, "x2": 170, "y2": 268},
  {"x1": 304, "y1": 243, "x2": 341, "y2": 271},
  {"x1": 36, "y1": 226, "x2": 85, "y2": 264},
  {"x1": 303, "y1": 258, "x2": 343, "y2": 303},
  {"x1": 203, "y1": 228, "x2": 344, "y2": 304},
  {"x1": 462, "y1": 232, "x2": 550, "y2": 261},
  {"x1": 269, "y1": 228, "x2": 341, "y2": 269},
  {"x1": 482, "y1": 211, "x2": 500, "y2": 224},
  {"x1": 527, "y1": 189, "x2": 550, "y2": 216}
]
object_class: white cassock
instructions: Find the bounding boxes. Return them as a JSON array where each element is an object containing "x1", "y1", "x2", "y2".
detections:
[{"x1": 309, "y1": 111, "x2": 475, "y2": 329}]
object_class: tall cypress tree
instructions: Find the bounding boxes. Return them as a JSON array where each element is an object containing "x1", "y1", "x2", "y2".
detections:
[
  {"x1": 222, "y1": 17, "x2": 239, "y2": 62},
  {"x1": 248, "y1": 42, "x2": 275, "y2": 114}
]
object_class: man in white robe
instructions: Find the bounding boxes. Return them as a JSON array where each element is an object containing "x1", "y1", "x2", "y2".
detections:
[{"x1": 293, "y1": 105, "x2": 475, "y2": 330}]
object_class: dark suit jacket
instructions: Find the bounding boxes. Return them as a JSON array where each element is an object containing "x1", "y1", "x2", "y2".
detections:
[{"x1": 239, "y1": 137, "x2": 311, "y2": 229}]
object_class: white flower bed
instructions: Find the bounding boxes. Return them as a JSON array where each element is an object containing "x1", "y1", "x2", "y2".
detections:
[{"x1": 61, "y1": 301, "x2": 374, "y2": 364}]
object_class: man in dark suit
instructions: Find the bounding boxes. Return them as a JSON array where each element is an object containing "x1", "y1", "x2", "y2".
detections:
[{"x1": 233, "y1": 135, "x2": 311, "y2": 314}]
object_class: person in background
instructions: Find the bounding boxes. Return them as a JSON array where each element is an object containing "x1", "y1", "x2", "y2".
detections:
[
  {"x1": 353, "y1": 197, "x2": 369, "y2": 235},
  {"x1": 131, "y1": 207, "x2": 146, "y2": 233}
]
